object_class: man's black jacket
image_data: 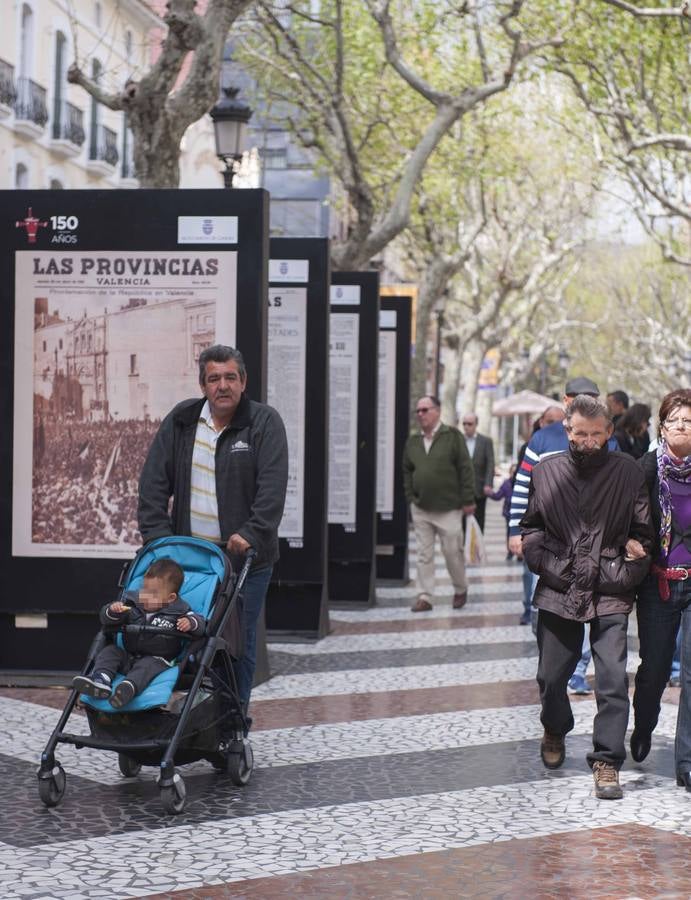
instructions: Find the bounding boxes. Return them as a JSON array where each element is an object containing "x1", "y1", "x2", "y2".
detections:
[
  {"x1": 520, "y1": 445, "x2": 653, "y2": 621},
  {"x1": 137, "y1": 394, "x2": 288, "y2": 569}
]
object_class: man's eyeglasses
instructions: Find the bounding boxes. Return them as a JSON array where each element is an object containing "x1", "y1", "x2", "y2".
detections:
[
  {"x1": 462, "y1": 421, "x2": 474, "y2": 426},
  {"x1": 663, "y1": 417, "x2": 691, "y2": 431},
  {"x1": 416, "y1": 407, "x2": 434, "y2": 414}
]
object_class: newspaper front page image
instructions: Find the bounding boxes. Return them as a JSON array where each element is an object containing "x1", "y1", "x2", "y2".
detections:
[{"x1": 13, "y1": 250, "x2": 237, "y2": 559}]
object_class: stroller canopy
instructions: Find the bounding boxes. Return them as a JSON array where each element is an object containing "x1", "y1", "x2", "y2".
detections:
[{"x1": 125, "y1": 536, "x2": 231, "y2": 619}]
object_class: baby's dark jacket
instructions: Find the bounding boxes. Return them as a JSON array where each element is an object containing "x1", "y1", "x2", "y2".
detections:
[{"x1": 100, "y1": 596, "x2": 205, "y2": 660}]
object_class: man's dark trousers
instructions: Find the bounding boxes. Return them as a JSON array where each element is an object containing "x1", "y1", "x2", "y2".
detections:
[
  {"x1": 537, "y1": 609, "x2": 630, "y2": 768},
  {"x1": 473, "y1": 496, "x2": 487, "y2": 532}
]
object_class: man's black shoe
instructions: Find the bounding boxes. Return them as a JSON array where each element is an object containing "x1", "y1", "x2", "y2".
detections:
[
  {"x1": 676, "y1": 771, "x2": 691, "y2": 791},
  {"x1": 540, "y1": 730, "x2": 565, "y2": 769},
  {"x1": 630, "y1": 728, "x2": 651, "y2": 763}
]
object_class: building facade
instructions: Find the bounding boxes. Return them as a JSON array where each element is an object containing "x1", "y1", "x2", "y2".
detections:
[
  {"x1": 0, "y1": 0, "x2": 160, "y2": 190},
  {"x1": 33, "y1": 293, "x2": 214, "y2": 422}
]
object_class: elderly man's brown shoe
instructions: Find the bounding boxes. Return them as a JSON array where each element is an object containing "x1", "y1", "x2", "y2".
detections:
[
  {"x1": 540, "y1": 730, "x2": 565, "y2": 769},
  {"x1": 592, "y1": 761, "x2": 623, "y2": 799},
  {"x1": 452, "y1": 592, "x2": 467, "y2": 609},
  {"x1": 411, "y1": 596, "x2": 433, "y2": 612}
]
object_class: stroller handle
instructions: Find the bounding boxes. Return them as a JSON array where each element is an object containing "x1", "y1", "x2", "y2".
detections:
[{"x1": 211, "y1": 540, "x2": 257, "y2": 558}]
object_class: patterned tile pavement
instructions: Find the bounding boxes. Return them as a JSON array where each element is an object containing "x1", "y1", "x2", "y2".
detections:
[{"x1": 2, "y1": 505, "x2": 690, "y2": 898}]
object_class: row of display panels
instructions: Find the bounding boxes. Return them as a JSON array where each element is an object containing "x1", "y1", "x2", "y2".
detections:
[{"x1": 0, "y1": 190, "x2": 411, "y2": 666}]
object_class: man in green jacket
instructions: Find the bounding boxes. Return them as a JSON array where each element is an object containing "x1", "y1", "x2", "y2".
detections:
[{"x1": 403, "y1": 395, "x2": 476, "y2": 612}]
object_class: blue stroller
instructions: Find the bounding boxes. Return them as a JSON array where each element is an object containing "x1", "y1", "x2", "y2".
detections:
[{"x1": 37, "y1": 536, "x2": 255, "y2": 815}]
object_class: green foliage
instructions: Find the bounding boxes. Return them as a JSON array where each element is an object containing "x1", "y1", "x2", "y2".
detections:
[
  {"x1": 238, "y1": 1, "x2": 544, "y2": 225},
  {"x1": 555, "y1": 241, "x2": 690, "y2": 399},
  {"x1": 542, "y1": 1, "x2": 689, "y2": 260}
]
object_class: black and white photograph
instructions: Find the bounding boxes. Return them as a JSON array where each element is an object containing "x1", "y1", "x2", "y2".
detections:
[{"x1": 13, "y1": 250, "x2": 237, "y2": 558}]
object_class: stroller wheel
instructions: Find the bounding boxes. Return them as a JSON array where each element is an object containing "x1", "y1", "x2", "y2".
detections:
[
  {"x1": 227, "y1": 738, "x2": 254, "y2": 786},
  {"x1": 118, "y1": 754, "x2": 142, "y2": 778},
  {"x1": 38, "y1": 763, "x2": 66, "y2": 808},
  {"x1": 160, "y1": 773, "x2": 186, "y2": 815}
]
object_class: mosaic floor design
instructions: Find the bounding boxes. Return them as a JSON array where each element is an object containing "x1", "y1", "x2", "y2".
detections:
[{"x1": 2, "y1": 506, "x2": 689, "y2": 898}]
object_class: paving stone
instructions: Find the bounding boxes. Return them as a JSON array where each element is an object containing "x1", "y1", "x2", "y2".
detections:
[{"x1": 1, "y1": 506, "x2": 688, "y2": 898}]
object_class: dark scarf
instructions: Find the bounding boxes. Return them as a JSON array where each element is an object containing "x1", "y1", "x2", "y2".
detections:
[
  {"x1": 569, "y1": 441, "x2": 610, "y2": 472},
  {"x1": 657, "y1": 439, "x2": 691, "y2": 562}
]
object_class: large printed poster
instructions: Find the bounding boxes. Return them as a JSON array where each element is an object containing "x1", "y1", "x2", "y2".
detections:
[
  {"x1": 13, "y1": 250, "x2": 237, "y2": 559},
  {"x1": 377, "y1": 324, "x2": 397, "y2": 517},
  {"x1": 266, "y1": 286, "x2": 306, "y2": 543},
  {"x1": 327, "y1": 312, "x2": 359, "y2": 526}
]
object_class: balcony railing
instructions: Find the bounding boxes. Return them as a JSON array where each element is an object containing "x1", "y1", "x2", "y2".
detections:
[
  {"x1": 89, "y1": 124, "x2": 119, "y2": 167},
  {"x1": 121, "y1": 152, "x2": 136, "y2": 180},
  {"x1": 52, "y1": 101, "x2": 85, "y2": 146},
  {"x1": 15, "y1": 76, "x2": 48, "y2": 127},
  {"x1": 0, "y1": 59, "x2": 16, "y2": 108}
]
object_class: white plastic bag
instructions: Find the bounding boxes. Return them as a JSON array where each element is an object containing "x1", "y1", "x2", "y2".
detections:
[{"x1": 464, "y1": 514, "x2": 488, "y2": 566}]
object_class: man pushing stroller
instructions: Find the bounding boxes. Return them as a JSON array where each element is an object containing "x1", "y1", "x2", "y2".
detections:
[{"x1": 73, "y1": 559, "x2": 206, "y2": 709}]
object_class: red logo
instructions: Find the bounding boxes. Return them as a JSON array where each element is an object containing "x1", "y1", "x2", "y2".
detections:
[{"x1": 16, "y1": 207, "x2": 48, "y2": 244}]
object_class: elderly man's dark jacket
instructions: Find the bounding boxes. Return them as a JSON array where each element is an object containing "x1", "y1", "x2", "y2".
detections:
[
  {"x1": 520, "y1": 446, "x2": 653, "y2": 621},
  {"x1": 470, "y1": 432, "x2": 495, "y2": 498},
  {"x1": 138, "y1": 394, "x2": 288, "y2": 569}
]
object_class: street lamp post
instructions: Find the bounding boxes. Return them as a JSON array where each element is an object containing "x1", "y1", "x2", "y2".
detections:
[
  {"x1": 210, "y1": 87, "x2": 253, "y2": 188},
  {"x1": 558, "y1": 346, "x2": 571, "y2": 376},
  {"x1": 557, "y1": 346, "x2": 571, "y2": 396}
]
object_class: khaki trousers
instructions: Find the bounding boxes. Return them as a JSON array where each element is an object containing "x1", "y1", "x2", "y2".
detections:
[{"x1": 411, "y1": 504, "x2": 467, "y2": 599}]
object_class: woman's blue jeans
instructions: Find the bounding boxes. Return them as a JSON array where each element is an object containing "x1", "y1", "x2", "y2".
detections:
[{"x1": 633, "y1": 573, "x2": 691, "y2": 771}]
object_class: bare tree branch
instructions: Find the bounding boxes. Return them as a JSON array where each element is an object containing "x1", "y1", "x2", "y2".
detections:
[
  {"x1": 598, "y1": 0, "x2": 690, "y2": 19},
  {"x1": 67, "y1": 64, "x2": 123, "y2": 110},
  {"x1": 627, "y1": 133, "x2": 691, "y2": 152}
]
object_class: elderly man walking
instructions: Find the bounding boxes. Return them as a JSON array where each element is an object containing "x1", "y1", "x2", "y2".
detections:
[
  {"x1": 403, "y1": 395, "x2": 476, "y2": 612},
  {"x1": 520, "y1": 394, "x2": 653, "y2": 799},
  {"x1": 461, "y1": 413, "x2": 495, "y2": 532}
]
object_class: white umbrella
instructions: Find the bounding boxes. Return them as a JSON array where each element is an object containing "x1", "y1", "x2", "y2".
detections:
[{"x1": 492, "y1": 389, "x2": 563, "y2": 416}]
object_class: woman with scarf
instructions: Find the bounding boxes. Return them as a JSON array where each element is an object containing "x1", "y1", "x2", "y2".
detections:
[{"x1": 631, "y1": 389, "x2": 691, "y2": 787}]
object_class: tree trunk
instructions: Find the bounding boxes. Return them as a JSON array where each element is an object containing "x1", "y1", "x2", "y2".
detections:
[
  {"x1": 440, "y1": 340, "x2": 462, "y2": 426},
  {"x1": 411, "y1": 292, "x2": 434, "y2": 429},
  {"x1": 129, "y1": 111, "x2": 186, "y2": 188},
  {"x1": 459, "y1": 339, "x2": 484, "y2": 420},
  {"x1": 410, "y1": 257, "x2": 456, "y2": 428}
]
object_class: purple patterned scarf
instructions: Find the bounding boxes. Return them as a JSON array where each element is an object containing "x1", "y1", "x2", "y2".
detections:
[{"x1": 657, "y1": 439, "x2": 691, "y2": 562}]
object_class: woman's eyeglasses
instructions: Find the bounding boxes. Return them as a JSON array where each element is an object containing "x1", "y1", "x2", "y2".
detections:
[{"x1": 663, "y1": 417, "x2": 691, "y2": 431}]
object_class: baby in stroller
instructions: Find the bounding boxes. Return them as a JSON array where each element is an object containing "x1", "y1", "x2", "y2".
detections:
[{"x1": 72, "y1": 558, "x2": 206, "y2": 709}]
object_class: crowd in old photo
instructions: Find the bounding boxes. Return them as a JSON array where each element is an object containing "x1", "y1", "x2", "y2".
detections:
[{"x1": 31, "y1": 417, "x2": 160, "y2": 546}]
